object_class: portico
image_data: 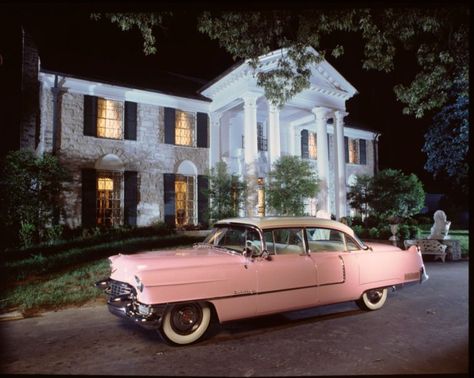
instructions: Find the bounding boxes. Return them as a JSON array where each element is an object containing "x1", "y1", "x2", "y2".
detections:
[{"x1": 200, "y1": 47, "x2": 374, "y2": 219}]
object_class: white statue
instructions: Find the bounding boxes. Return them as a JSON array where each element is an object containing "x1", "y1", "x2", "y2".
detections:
[{"x1": 428, "y1": 210, "x2": 451, "y2": 240}]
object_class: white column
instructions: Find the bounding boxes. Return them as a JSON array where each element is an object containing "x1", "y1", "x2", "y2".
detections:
[
  {"x1": 242, "y1": 93, "x2": 259, "y2": 175},
  {"x1": 334, "y1": 110, "x2": 348, "y2": 219},
  {"x1": 267, "y1": 102, "x2": 281, "y2": 168},
  {"x1": 209, "y1": 112, "x2": 222, "y2": 170},
  {"x1": 242, "y1": 93, "x2": 260, "y2": 216},
  {"x1": 312, "y1": 107, "x2": 331, "y2": 215}
]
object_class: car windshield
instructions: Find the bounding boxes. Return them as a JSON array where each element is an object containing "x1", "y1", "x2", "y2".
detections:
[
  {"x1": 352, "y1": 232, "x2": 368, "y2": 249},
  {"x1": 202, "y1": 225, "x2": 262, "y2": 254}
]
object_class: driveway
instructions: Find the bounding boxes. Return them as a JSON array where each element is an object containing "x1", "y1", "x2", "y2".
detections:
[{"x1": 0, "y1": 260, "x2": 469, "y2": 376}]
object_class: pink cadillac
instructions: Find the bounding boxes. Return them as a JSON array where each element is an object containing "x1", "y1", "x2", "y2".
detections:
[{"x1": 96, "y1": 217, "x2": 428, "y2": 345}]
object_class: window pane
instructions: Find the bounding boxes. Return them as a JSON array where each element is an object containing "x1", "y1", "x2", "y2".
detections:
[
  {"x1": 97, "y1": 99, "x2": 123, "y2": 139},
  {"x1": 308, "y1": 132, "x2": 317, "y2": 159},
  {"x1": 272, "y1": 228, "x2": 305, "y2": 254},
  {"x1": 175, "y1": 110, "x2": 194, "y2": 146},
  {"x1": 96, "y1": 172, "x2": 122, "y2": 226},
  {"x1": 307, "y1": 228, "x2": 345, "y2": 252},
  {"x1": 175, "y1": 175, "x2": 196, "y2": 226},
  {"x1": 348, "y1": 138, "x2": 359, "y2": 164}
]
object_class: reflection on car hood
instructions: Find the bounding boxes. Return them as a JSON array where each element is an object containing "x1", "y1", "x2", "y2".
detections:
[{"x1": 109, "y1": 246, "x2": 245, "y2": 285}]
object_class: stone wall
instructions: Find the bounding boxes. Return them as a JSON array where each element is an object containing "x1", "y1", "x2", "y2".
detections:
[{"x1": 40, "y1": 89, "x2": 209, "y2": 228}]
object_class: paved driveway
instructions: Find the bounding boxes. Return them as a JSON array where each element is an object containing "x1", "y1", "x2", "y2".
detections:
[{"x1": 0, "y1": 261, "x2": 469, "y2": 376}]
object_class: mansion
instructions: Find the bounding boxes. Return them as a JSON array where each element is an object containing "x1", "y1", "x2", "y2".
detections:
[{"x1": 22, "y1": 40, "x2": 379, "y2": 229}]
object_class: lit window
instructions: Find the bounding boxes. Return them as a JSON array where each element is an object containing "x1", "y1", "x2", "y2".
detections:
[
  {"x1": 96, "y1": 173, "x2": 122, "y2": 226},
  {"x1": 348, "y1": 139, "x2": 359, "y2": 164},
  {"x1": 175, "y1": 110, "x2": 194, "y2": 146},
  {"x1": 175, "y1": 175, "x2": 196, "y2": 226},
  {"x1": 308, "y1": 132, "x2": 317, "y2": 160},
  {"x1": 97, "y1": 99, "x2": 123, "y2": 139}
]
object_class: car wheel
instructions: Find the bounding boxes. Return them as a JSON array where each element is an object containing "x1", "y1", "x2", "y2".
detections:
[
  {"x1": 356, "y1": 288, "x2": 388, "y2": 311},
  {"x1": 160, "y1": 302, "x2": 211, "y2": 345}
]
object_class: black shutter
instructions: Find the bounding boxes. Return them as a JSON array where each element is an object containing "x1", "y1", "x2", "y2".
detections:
[
  {"x1": 301, "y1": 130, "x2": 309, "y2": 159},
  {"x1": 196, "y1": 112, "x2": 208, "y2": 148},
  {"x1": 198, "y1": 175, "x2": 209, "y2": 227},
  {"x1": 81, "y1": 169, "x2": 96, "y2": 227},
  {"x1": 124, "y1": 171, "x2": 138, "y2": 226},
  {"x1": 164, "y1": 107, "x2": 175, "y2": 144},
  {"x1": 83, "y1": 95, "x2": 97, "y2": 136},
  {"x1": 124, "y1": 101, "x2": 137, "y2": 140},
  {"x1": 163, "y1": 173, "x2": 176, "y2": 227},
  {"x1": 359, "y1": 139, "x2": 367, "y2": 165},
  {"x1": 344, "y1": 136, "x2": 349, "y2": 163}
]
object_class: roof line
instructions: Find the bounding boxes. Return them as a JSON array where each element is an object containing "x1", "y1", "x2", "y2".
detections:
[{"x1": 40, "y1": 68, "x2": 212, "y2": 102}]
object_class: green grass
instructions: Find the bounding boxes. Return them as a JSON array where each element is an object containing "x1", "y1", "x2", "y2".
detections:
[
  {"x1": 0, "y1": 235, "x2": 205, "y2": 316},
  {"x1": 0, "y1": 259, "x2": 110, "y2": 314}
]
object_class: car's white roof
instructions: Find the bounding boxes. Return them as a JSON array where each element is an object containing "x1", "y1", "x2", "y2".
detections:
[{"x1": 215, "y1": 216, "x2": 355, "y2": 236}]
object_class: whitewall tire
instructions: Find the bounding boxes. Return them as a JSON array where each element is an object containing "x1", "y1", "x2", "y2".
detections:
[
  {"x1": 356, "y1": 288, "x2": 388, "y2": 311},
  {"x1": 161, "y1": 302, "x2": 211, "y2": 345}
]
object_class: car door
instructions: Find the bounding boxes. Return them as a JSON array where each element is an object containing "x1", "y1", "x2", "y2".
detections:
[
  {"x1": 307, "y1": 227, "x2": 360, "y2": 305},
  {"x1": 254, "y1": 228, "x2": 318, "y2": 316}
]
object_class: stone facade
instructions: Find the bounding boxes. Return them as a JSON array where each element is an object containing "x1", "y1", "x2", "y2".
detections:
[{"x1": 38, "y1": 86, "x2": 208, "y2": 228}]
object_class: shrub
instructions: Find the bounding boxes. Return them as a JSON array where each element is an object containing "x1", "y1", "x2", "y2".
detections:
[
  {"x1": 368, "y1": 227, "x2": 380, "y2": 239},
  {"x1": 266, "y1": 156, "x2": 319, "y2": 215},
  {"x1": 398, "y1": 224, "x2": 411, "y2": 240}
]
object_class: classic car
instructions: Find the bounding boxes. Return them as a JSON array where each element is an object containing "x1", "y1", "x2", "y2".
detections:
[{"x1": 96, "y1": 217, "x2": 429, "y2": 345}]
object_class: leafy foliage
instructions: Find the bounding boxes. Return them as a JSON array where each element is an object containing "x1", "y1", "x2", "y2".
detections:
[
  {"x1": 90, "y1": 12, "x2": 172, "y2": 55},
  {"x1": 265, "y1": 156, "x2": 319, "y2": 216},
  {"x1": 206, "y1": 161, "x2": 246, "y2": 223},
  {"x1": 0, "y1": 150, "x2": 70, "y2": 248},
  {"x1": 369, "y1": 169, "x2": 425, "y2": 219},
  {"x1": 347, "y1": 170, "x2": 425, "y2": 220},
  {"x1": 423, "y1": 80, "x2": 469, "y2": 194},
  {"x1": 347, "y1": 174, "x2": 373, "y2": 219}
]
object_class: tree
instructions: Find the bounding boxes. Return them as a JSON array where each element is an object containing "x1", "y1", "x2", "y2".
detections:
[
  {"x1": 423, "y1": 79, "x2": 469, "y2": 195},
  {"x1": 369, "y1": 169, "x2": 425, "y2": 219},
  {"x1": 265, "y1": 156, "x2": 319, "y2": 216},
  {"x1": 0, "y1": 150, "x2": 70, "y2": 247},
  {"x1": 206, "y1": 161, "x2": 246, "y2": 223},
  {"x1": 94, "y1": 7, "x2": 468, "y2": 117},
  {"x1": 347, "y1": 174, "x2": 373, "y2": 220}
]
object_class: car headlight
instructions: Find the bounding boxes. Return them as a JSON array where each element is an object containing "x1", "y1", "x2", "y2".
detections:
[{"x1": 134, "y1": 275, "x2": 144, "y2": 292}]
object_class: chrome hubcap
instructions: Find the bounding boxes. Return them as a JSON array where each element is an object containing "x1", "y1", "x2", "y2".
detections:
[
  {"x1": 171, "y1": 304, "x2": 202, "y2": 335},
  {"x1": 367, "y1": 289, "x2": 383, "y2": 304}
]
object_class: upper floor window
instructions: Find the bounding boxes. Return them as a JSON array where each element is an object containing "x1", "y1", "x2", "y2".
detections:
[
  {"x1": 97, "y1": 98, "x2": 123, "y2": 139},
  {"x1": 83, "y1": 95, "x2": 137, "y2": 140},
  {"x1": 345, "y1": 137, "x2": 367, "y2": 165},
  {"x1": 175, "y1": 110, "x2": 195, "y2": 146},
  {"x1": 164, "y1": 107, "x2": 208, "y2": 148}
]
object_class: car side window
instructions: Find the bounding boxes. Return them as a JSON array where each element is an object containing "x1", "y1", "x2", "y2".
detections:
[
  {"x1": 263, "y1": 230, "x2": 276, "y2": 255},
  {"x1": 306, "y1": 228, "x2": 346, "y2": 252},
  {"x1": 271, "y1": 228, "x2": 305, "y2": 255}
]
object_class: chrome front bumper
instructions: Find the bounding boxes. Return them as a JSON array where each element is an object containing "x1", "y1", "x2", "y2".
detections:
[{"x1": 95, "y1": 278, "x2": 166, "y2": 329}]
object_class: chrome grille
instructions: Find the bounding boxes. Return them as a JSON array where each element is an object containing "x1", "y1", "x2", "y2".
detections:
[{"x1": 109, "y1": 280, "x2": 134, "y2": 297}]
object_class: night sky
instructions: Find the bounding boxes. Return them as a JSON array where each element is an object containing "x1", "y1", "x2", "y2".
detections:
[{"x1": 5, "y1": 4, "x2": 446, "y2": 193}]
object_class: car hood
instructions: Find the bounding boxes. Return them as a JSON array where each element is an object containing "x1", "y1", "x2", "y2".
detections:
[{"x1": 109, "y1": 246, "x2": 247, "y2": 286}]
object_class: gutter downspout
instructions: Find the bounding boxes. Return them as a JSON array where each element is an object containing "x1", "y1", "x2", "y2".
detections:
[
  {"x1": 51, "y1": 74, "x2": 60, "y2": 155},
  {"x1": 373, "y1": 132, "x2": 381, "y2": 175}
]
